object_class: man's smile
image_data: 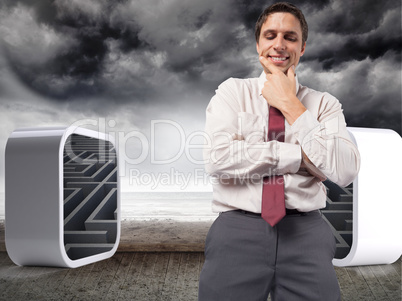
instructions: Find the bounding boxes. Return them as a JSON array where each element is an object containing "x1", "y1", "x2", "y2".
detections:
[{"x1": 268, "y1": 55, "x2": 289, "y2": 63}]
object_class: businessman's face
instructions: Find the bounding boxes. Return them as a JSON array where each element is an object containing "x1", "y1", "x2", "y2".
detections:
[{"x1": 256, "y1": 12, "x2": 306, "y2": 74}]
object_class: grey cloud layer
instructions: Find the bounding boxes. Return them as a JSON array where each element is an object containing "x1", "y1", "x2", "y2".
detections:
[
  {"x1": 304, "y1": 1, "x2": 401, "y2": 69},
  {"x1": 0, "y1": 0, "x2": 401, "y2": 134},
  {"x1": 0, "y1": 0, "x2": 256, "y2": 101}
]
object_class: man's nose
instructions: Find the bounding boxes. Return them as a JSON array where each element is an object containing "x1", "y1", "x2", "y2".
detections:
[{"x1": 273, "y1": 36, "x2": 286, "y2": 51}]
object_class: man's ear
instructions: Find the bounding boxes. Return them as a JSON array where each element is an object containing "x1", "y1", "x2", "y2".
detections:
[
  {"x1": 300, "y1": 42, "x2": 306, "y2": 56},
  {"x1": 256, "y1": 42, "x2": 260, "y2": 55}
]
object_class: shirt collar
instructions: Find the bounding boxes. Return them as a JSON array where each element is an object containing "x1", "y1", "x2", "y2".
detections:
[{"x1": 258, "y1": 71, "x2": 300, "y2": 96}]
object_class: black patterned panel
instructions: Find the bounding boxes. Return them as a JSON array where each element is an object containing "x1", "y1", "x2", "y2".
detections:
[
  {"x1": 322, "y1": 180, "x2": 353, "y2": 259},
  {"x1": 63, "y1": 134, "x2": 118, "y2": 260}
]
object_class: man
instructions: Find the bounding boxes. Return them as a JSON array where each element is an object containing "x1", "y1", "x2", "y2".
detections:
[{"x1": 198, "y1": 2, "x2": 360, "y2": 301}]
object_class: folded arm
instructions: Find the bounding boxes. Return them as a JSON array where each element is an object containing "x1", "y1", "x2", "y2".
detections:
[
  {"x1": 291, "y1": 97, "x2": 360, "y2": 187},
  {"x1": 203, "y1": 78, "x2": 301, "y2": 179}
]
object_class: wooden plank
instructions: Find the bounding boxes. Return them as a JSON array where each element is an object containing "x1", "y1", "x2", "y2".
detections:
[
  {"x1": 151, "y1": 253, "x2": 171, "y2": 300},
  {"x1": 73, "y1": 258, "x2": 109, "y2": 301},
  {"x1": 384, "y1": 258, "x2": 401, "y2": 279},
  {"x1": 0, "y1": 252, "x2": 400, "y2": 300},
  {"x1": 16, "y1": 266, "x2": 62, "y2": 300},
  {"x1": 68, "y1": 262, "x2": 96, "y2": 300},
  {"x1": 115, "y1": 252, "x2": 146, "y2": 300},
  {"x1": 50, "y1": 263, "x2": 84, "y2": 300},
  {"x1": 0, "y1": 253, "x2": 16, "y2": 277},
  {"x1": 186, "y1": 253, "x2": 202, "y2": 300},
  {"x1": 117, "y1": 243, "x2": 204, "y2": 252},
  {"x1": 132, "y1": 252, "x2": 162, "y2": 301},
  {"x1": 137, "y1": 252, "x2": 169, "y2": 301},
  {"x1": 335, "y1": 267, "x2": 360, "y2": 301},
  {"x1": 174, "y1": 253, "x2": 201, "y2": 301},
  {"x1": 375, "y1": 260, "x2": 401, "y2": 301},
  {"x1": 40, "y1": 267, "x2": 71, "y2": 300},
  {"x1": 358, "y1": 265, "x2": 389, "y2": 300},
  {"x1": 345, "y1": 266, "x2": 376, "y2": 300},
  {"x1": 198, "y1": 253, "x2": 205, "y2": 274},
  {"x1": 160, "y1": 253, "x2": 182, "y2": 301},
  {"x1": 0, "y1": 265, "x2": 33, "y2": 300},
  {"x1": 7, "y1": 266, "x2": 43, "y2": 301},
  {"x1": 391, "y1": 257, "x2": 401, "y2": 277},
  {"x1": 0, "y1": 252, "x2": 26, "y2": 300},
  {"x1": 0, "y1": 251, "x2": 8, "y2": 265},
  {"x1": 0, "y1": 221, "x2": 5, "y2": 252},
  {"x1": 174, "y1": 253, "x2": 194, "y2": 301},
  {"x1": 104, "y1": 253, "x2": 135, "y2": 301},
  {"x1": 85, "y1": 253, "x2": 123, "y2": 300},
  {"x1": 369, "y1": 264, "x2": 400, "y2": 301}
]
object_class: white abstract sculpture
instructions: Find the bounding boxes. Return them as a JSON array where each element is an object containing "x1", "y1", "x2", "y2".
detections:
[
  {"x1": 5, "y1": 126, "x2": 120, "y2": 268},
  {"x1": 328, "y1": 128, "x2": 402, "y2": 266}
]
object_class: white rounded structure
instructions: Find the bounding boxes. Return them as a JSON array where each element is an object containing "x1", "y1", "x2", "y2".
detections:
[
  {"x1": 5, "y1": 126, "x2": 120, "y2": 268},
  {"x1": 331, "y1": 127, "x2": 402, "y2": 266}
]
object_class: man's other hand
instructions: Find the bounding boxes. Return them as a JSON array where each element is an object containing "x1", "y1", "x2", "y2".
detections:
[{"x1": 299, "y1": 149, "x2": 327, "y2": 181}]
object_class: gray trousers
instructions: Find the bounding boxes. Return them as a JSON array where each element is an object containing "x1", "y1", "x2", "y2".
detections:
[{"x1": 198, "y1": 210, "x2": 341, "y2": 301}]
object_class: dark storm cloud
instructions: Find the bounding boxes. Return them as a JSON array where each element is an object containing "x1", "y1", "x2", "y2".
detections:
[
  {"x1": 0, "y1": 0, "x2": 257, "y2": 101},
  {"x1": 1, "y1": 0, "x2": 248, "y2": 101},
  {"x1": 303, "y1": 0, "x2": 401, "y2": 70},
  {"x1": 322, "y1": 0, "x2": 396, "y2": 34},
  {"x1": 298, "y1": 0, "x2": 401, "y2": 134},
  {"x1": 0, "y1": 0, "x2": 401, "y2": 134},
  {"x1": 0, "y1": 0, "x2": 154, "y2": 100}
]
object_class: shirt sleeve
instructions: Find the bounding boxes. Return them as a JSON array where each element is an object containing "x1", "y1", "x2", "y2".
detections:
[
  {"x1": 291, "y1": 92, "x2": 360, "y2": 187},
  {"x1": 203, "y1": 78, "x2": 301, "y2": 179}
]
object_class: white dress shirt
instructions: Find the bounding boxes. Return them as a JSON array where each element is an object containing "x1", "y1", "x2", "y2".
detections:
[{"x1": 204, "y1": 71, "x2": 360, "y2": 213}]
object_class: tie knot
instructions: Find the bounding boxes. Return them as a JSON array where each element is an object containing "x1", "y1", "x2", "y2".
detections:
[{"x1": 269, "y1": 106, "x2": 282, "y2": 116}]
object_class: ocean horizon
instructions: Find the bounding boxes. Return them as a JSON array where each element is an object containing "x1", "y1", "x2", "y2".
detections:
[{"x1": 0, "y1": 191, "x2": 217, "y2": 221}]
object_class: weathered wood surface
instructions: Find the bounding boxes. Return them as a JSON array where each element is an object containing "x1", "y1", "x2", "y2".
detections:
[
  {"x1": 0, "y1": 219, "x2": 212, "y2": 253},
  {"x1": 0, "y1": 252, "x2": 400, "y2": 301}
]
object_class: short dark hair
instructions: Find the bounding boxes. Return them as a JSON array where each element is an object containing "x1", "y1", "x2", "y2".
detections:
[{"x1": 255, "y1": 2, "x2": 308, "y2": 45}]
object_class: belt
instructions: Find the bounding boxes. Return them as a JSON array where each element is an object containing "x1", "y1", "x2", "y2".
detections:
[{"x1": 235, "y1": 209, "x2": 315, "y2": 216}]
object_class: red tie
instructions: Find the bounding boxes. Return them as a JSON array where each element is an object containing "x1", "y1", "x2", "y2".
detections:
[{"x1": 261, "y1": 106, "x2": 286, "y2": 227}]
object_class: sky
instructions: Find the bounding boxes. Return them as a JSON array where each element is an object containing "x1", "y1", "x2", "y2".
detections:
[{"x1": 0, "y1": 0, "x2": 401, "y2": 192}]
